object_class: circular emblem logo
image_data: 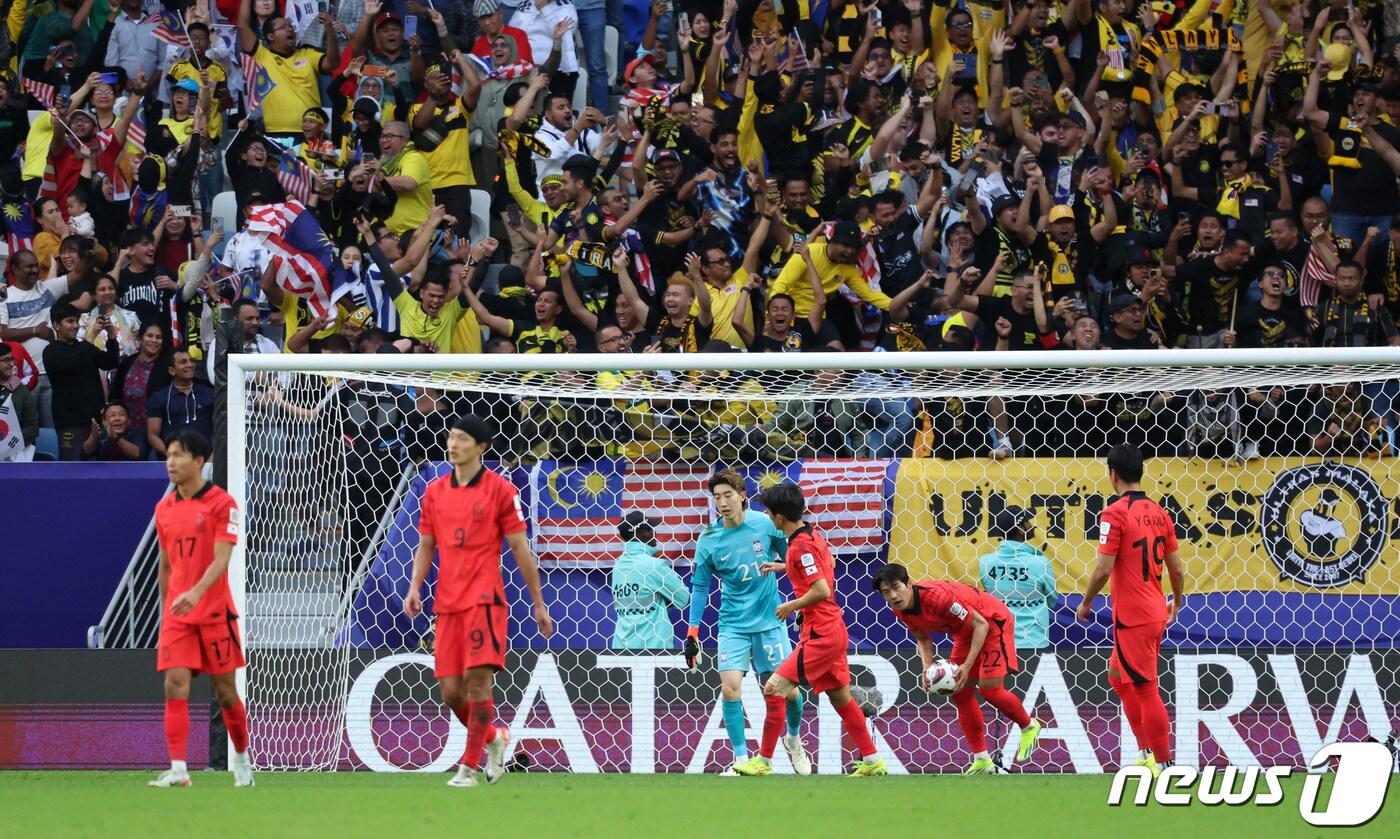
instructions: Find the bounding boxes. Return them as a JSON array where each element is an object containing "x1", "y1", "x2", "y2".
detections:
[
  {"x1": 752, "y1": 539, "x2": 764, "y2": 555},
  {"x1": 1340, "y1": 134, "x2": 1358, "y2": 153},
  {"x1": 1260, "y1": 463, "x2": 1388, "y2": 588},
  {"x1": 1199, "y1": 160, "x2": 1210, "y2": 173}
]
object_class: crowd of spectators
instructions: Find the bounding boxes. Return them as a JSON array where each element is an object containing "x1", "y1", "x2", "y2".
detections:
[{"x1": 3, "y1": 0, "x2": 1400, "y2": 464}]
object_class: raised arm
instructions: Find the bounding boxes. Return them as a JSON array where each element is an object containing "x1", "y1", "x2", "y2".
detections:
[
  {"x1": 237, "y1": 0, "x2": 259, "y2": 54},
  {"x1": 559, "y1": 260, "x2": 599, "y2": 332},
  {"x1": 463, "y1": 284, "x2": 513, "y2": 336}
]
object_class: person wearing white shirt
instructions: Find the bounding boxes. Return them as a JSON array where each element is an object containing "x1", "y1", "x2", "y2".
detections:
[
  {"x1": 511, "y1": 0, "x2": 579, "y2": 92},
  {"x1": 0, "y1": 250, "x2": 72, "y2": 428},
  {"x1": 531, "y1": 89, "x2": 602, "y2": 192}
]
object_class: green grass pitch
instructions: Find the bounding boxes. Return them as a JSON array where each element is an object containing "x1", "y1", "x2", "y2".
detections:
[{"x1": 2, "y1": 771, "x2": 1394, "y2": 838}]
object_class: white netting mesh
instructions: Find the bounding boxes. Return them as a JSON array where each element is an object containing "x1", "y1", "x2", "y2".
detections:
[{"x1": 236, "y1": 354, "x2": 1400, "y2": 774}]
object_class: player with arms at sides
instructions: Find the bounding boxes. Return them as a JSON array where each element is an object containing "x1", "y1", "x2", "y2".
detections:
[
  {"x1": 872, "y1": 563, "x2": 1043, "y2": 775},
  {"x1": 757, "y1": 483, "x2": 887, "y2": 776},
  {"x1": 150, "y1": 430, "x2": 252, "y2": 788},
  {"x1": 405, "y1": 415, "x2": 555, "y2": 788},
  {"x1": 685, "y1": 468, "x2": 811, "y2": 776},
  {"x1": 1076, "y1": 443, "x2": 1185, "y2": 779}
]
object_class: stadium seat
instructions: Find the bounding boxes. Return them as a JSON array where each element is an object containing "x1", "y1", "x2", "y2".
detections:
[
  {"x1": 210, "y1": 191, "x2": 238, "y2": 237},
  {"x1": 468, "y1": 189, "x2": 492, "y2": 245},
  {"x1": 34, "y1": 428, "x2": 59, "y2": 462},
  {"x1": 606, "y1": 26, "x2": 619, "y2": 87},
  {"x1": 573, "y1": 69, "x2": 588, "y2": 116}
]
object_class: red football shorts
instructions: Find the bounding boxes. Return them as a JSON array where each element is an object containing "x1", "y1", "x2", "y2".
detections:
[
  {"x1": 1110, "y1": 620, "x2": 1166, "y2": 685},
  {"x1": 157, "y1": 613, "x2": 245, "y2": 675},
  {"x1": 434, "y1": 605, "x2": 507, "y2": 677},
  {"x1": 776, "y1": 629, "x2": 851, "y2": 693},
  {"x1": 950, "y1": 613, "x2": 1018, "y2": 680}
]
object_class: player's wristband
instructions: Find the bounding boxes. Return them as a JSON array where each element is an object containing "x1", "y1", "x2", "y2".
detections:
[{"x1": 686, "y1": 625, "x2": 700, "y2": 639}]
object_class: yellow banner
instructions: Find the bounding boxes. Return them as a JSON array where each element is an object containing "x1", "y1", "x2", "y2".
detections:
[{"x1": 889, "y1": 458, "x2": 1400, "y2": 596}]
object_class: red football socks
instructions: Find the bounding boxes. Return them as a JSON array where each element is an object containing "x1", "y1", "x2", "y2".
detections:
[
  {"x1": 461, "y1": 699, "x2": 497, "y2": 770},
  {"x1": 759, "y1": 693, "x2": 786, "y2": 759},
  {"x1": 978, "y1": 686, "x2": 1032, "y2": 728},
  {"x1": 221, "y1": 699, "x2": 249, "y2": 754},
  {"x1": 834, "y1": 697, "x2": 878, "y2": 758},
  {"x1": 1110, "y1": 675, "x2": 1146, "y2": 752},
  {"x1": 951, "y1": 687, "x2": 987, "y2": 753},
  {"x1": 1132, "y1": 682, "x2": 1173, "y2": 763},
  {"x1": 164, "y1": 699, "x2": 189, "y2": 762}
]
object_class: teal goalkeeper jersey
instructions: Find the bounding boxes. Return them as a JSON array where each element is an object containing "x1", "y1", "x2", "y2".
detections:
[
  {"x1": 978, "y1": 540, "x2": 1058, "y2": 650},
  {"x1": 687, "y1": 509, "x2": 789, "y2": 634},
  {"x1": 611, "y1": 541, "x2": 691, "y2": 649}
]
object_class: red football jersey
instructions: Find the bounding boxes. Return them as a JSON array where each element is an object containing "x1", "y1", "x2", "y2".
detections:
[
  {"x1": 419, "y1": 467, "x2": 527, "y2": 613},
  {"x1": 891, "y1": 580, "x2": 1009, "y2": 640},
  {"x1": 155, "y1": 483, "x2": 240, "y2": 625},
  {"x1": 784, "y1": 525, "x2": 845, "y2": 639},
  {"x1": 1098, "y1": 491, "x2": 1180, "y2": 627}
]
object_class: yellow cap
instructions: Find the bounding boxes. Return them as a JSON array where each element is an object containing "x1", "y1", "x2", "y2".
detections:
[
  {"x1": 1048, "y1": 204, "x2": 1075, "y2": 224},
  {"x1": 1324, "y1": 43, "x2": 1351, "y2": 82}
]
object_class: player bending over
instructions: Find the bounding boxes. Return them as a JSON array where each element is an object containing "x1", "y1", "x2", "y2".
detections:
[
  {"x1": 758, "y1": 483, "x2": 887, "y2": 776},
  {"x1": 150, "y1": 430, "x2": 252, "y2": 788},
  {"x1": 1076, "y1": 444, "x2": 1185, "y2": 779},
  {"x1": 685, "y1": 468, "x2": 811, "y2": 776},
  {"x1": 405, "y1": 415, "x2": 555, "y2": 788},
  {"x1": 872, "y1": 564, "x2": 1042, "y2": 775}
]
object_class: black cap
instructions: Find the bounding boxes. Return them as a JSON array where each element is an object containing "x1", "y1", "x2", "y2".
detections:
[
  {"x1": 451, "y1": 414, "x2": 495, "y2": 446},
  {"x1": 990, "y1": 507, "x2": 1030, "y2": 539},
  {"x1": 991, "y1": 193, "x2": 1020, "y2": 216},
  {"x1": 1059, "y1": 110, "x2": 1087, "y2": 129},
  {"x1": 619, "y1": 511, "x2": 659, "y2": 541},
  {"x1": 1124, "y1": 246, "x2": 1159, "y2": 267},
  {"x1": 1110, "y1": 293, "x2": 1145, "y2": 314},
  {"x1": 827, "y1": 220, "x2": 862, "y2": 247}
]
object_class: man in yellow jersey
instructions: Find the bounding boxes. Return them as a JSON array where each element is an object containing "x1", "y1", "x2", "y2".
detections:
[
  {"x1": 410, "y1": 57, "x2": 483, "y2": 239},
  {"x1": 369, "y1": 121, "x2": 434, "y2": 235},
  {"x1": 237, "y1": 0, "x2": 338, "y2": 138},
  {"x1": 767, "y1": 220, "x2": 890, "y2": 347}
]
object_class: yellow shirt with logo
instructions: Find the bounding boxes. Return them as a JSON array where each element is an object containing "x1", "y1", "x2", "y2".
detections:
[
  {"x1": 167, "y1": 59, "x2": 227, "y2": 140},
  {"x1": 691, "y1": 266, "x2": 753, "y2": 349},
  {"x1": 767, "y1": 242, "x2": 890, "y2": 317},
  {"x1": 276, "y1": 292, "x2": 348, "y2": 351},
  {"x1": 383, "y1": 149, "x2": 434, "y2": 234},
  {"x1": 408, "y1": 100, "x2": 476, "y2": 189},
  {"x1": 253, "y1": 44, "x2": 325, "y2": 135},
  {"x1": 392, "y1": 291, "x2": 480, "y2": 353}
]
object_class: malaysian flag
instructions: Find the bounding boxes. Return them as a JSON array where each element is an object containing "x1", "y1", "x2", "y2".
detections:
[
  {"x1": 467, "y1": 54, "x2": 535, "y2": 81},
  {"x1": 603, "y1": 212, "x2": 655, "y2": 293},
  {"x1": 2, "y1": 199, "x2": 36, "y2": 255},
  {"x1": 146, "y1": 10, "x2": 192, "y2": 48},
  {"x1": 22, "y1": 77, "x2": 55, "y2": 108},
  {"x1": 276, "y1": 152, "x2": 313, "y2": 203},
  {"x1": 528, "y1": 459, "x2": 893, "y2": 567},
  {"x1": 241, "y1": 52, "x2": 276, "y2": 111},
  {"x1": 126, "y1": 107, "x2": 147, "y2": 152},
  {"x1": 249, "y1": 200, "x2": 354, "y2": 319}
]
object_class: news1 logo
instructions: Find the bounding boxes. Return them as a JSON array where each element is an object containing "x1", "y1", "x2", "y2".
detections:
[{"x1": 1108, "y1": 742, "x2": 1393, "y2": 827}]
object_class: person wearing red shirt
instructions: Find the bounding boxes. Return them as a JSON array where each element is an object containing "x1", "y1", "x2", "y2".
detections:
[
  {"x1": 149, "y1": 430, "x2": 253, "y2": 789},
  {"x1": 873, "y1": 564, "x2": 1043, "y2": 775},
  {"x1": 405, "y1": 414, "x2": 554, "y2": 788},
  {"x1": 1076, "y1": 443, "x2": 1185, "y2": 778},
  {"x1": 469, "y1": 0, "x2": 533, "y2": 65},
  {"x1": 755, "y1": 483, "x2": 887, "y2": 777}
]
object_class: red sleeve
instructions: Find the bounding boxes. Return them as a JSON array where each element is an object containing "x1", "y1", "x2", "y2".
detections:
[
  {"x1": 788, "y1": 538, "x2": 822, "y2": 582},
  {"x1": 1098, "y1": 502, "x2": 1124, "y2": 556},
  {"x1": 212, "y1": 495, "x2": 240, "y2": 545},
  {"x1": 497, "y1": 483, "x2": 527, "y2": 536},
  {"x1": 1162, "y1": 508, "x2": 1180, "y2": 553},
  {"x1": 513, "y1": 30, "x2": 535, "y2": 64},
  {"x1": 418, "y1": 485, "x2": 437, "y2": 539}
]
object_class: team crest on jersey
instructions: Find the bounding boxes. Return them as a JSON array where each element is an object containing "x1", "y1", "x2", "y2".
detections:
[
  {"x1": 196, "y1": 513, "x2": 206, "y2": 528},
  {"x1": 1099, "y1": 521, "x2": 1112, "y2": 545},
  {"x1": 472, "y1": 502, "x2": 486, "y2": 522},
  {"x1": 752, "y1": 539, "x2": 764, "y2": 556},
  {"x1": 1260, "y1": 463, "x2": 1387, "y2": 588}
]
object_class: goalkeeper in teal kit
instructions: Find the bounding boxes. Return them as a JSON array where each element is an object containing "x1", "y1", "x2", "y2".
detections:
[{"x1": 685, "y1": 469, "x2": 811, "y2": 776}]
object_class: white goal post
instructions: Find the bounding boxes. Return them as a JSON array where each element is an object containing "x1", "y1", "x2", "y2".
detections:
[{"x1": 228, "y1": 348, "x2": 1400, "y2": 774}]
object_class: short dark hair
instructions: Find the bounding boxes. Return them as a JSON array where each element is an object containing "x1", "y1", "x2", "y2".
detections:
[
  {"x1": 712, "y1": 126, "x2": 739, "y2": 145},
  {"x1": 1266, "y1": 211, "x2": 1298, "y2": 229},
  {"x1": 707, "y1": 467, "x2": 746, "y2": 495},
  {"x1": 871, "y1": 189, "x2": 904, "y2": 212},
  {"x1": 0, "y1": 343, "x2": 11, "y2": 358},
  {"x1": 1223, "y1": 230, "x2": 1253, "y2": 249},
  {"x1": 50, "y1": 301, "x2": 79, "y2": 323},
  {"x1": 233, "y1": 299, "x2": 260, "y2": 317},
  {"x1": 102, "y1": 401, "x2": 128, "y2": 417},
  {"x1": 757, "y1": 482, "x2": 805, "y2": 521},
  {"x1": 1335, "y1": 258, "x2": 1364, "y2": 276},
  {"x1": 187, "y1": 21, "x2": 210, "y2": 35},
  {"x1": 871, "y1": 563, "x2": 911, "y2": 592},
  {"x1": 319, "y1": 333, "x2": 352, "y2": 352},
  {"x1": 562, "y1": 154, "x2": 597, "y2": 184},
  {"x1": 543, "y1": 91, "x2": 573, "y2": 112},
  {"x1": 167, "y1": 429, "x2": 212, "y2": 461},
  {"x1": 119, "y1": 227, "x2": 154, "y2": 249},
  {"x1": 451, "y1": 413, "x2": 495, "y2": 446},
  {"x1": 768, "y1": 292, "x2": 795, "y2": 309},
  {"x1": 1106, "y1": 443, "x2": 1144, "y2": 483}
]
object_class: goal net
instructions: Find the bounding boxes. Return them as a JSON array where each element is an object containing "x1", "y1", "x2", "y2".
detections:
[{"x1": 229, "y1": 349, "x2": 1400, "y2": 774}]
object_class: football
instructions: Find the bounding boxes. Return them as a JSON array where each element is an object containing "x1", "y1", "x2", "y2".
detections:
[{"x1": 925, "y1": 659, "x2": 959, "y2": 695}]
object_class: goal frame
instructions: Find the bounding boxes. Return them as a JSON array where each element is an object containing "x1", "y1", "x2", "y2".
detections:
[{"x1": 225, "y1": 346, "x2": 1400, "y2": 767}]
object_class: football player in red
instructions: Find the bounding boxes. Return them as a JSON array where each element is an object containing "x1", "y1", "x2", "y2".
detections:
[
  {"x1": 1077, "y1": 443, "x2": 1185, "y2": 778},
  {"x1": 405, "y1": 415, "x2": 555, "y2": 788},
  {"x1": 756, "y1": 483, "x2": 887, "y2": 776},
  {"x1": 873, "y1": 563, "x2": 1043, "y2": 774},
  {"x1": 150, "y1": 430, "x2": 252, "y2": 788}
]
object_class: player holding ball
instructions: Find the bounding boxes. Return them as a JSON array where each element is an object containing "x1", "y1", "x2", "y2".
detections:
[{"x1": 872, "y1": 560, "x2": 1042, "y2": 775}]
